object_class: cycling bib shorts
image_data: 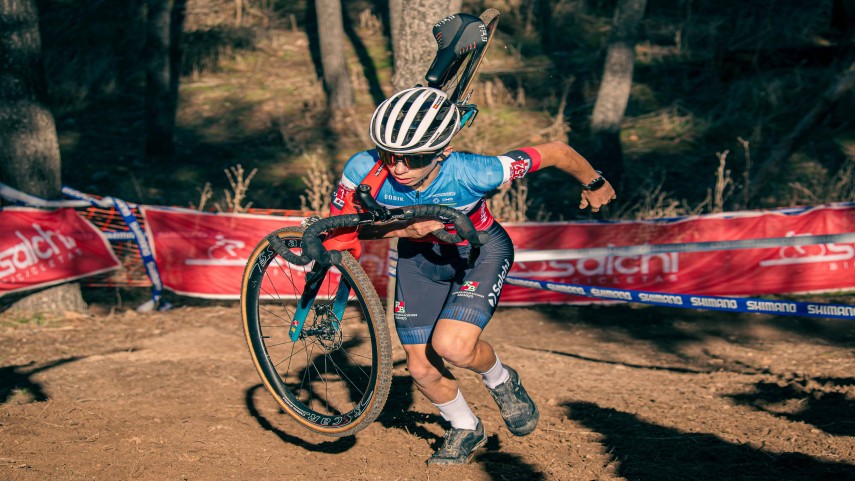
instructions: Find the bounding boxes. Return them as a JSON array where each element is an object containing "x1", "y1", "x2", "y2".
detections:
[{"x1": 393, "y1": 222, "x2": 514, "y2": 344}]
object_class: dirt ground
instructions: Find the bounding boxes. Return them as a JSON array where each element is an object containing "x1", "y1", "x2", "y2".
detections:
[{"x1": 1, "y1": 299, "x2": 854, "y2": 481}]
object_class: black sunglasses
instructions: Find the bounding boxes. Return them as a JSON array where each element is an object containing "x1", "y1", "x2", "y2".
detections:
[{"x1": 377, "y1": 149, "x2": 445, "y2": 169}]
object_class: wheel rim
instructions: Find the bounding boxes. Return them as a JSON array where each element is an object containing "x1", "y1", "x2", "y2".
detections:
[{"x1": 245, "y1": 235, "x2": 381, "y2": 431}]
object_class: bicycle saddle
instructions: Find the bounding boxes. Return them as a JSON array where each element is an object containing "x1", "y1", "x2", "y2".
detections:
[{"x1": 425, "y1": 13, "x2": 488, "y2": 88}]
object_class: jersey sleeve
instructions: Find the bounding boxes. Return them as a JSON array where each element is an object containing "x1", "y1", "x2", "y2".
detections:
[
  {"x1": 455, "y1": 147, "x2": 543, "y2": 193},
  {"x1": 329, "y1": 150, "x2": 377, "y2": 215}
]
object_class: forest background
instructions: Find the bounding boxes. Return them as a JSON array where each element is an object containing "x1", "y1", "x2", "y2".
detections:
[
  {"x1": 1, "y1": 0, "x2": 854, "y2": 312},
  {"x1": 17, "y1": 0, "x2": 855, "y2": 221}
]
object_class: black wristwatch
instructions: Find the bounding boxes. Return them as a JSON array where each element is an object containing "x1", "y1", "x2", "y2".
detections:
[{"x1": 581, "y1": 171, "x2": 606, "y2": 191}]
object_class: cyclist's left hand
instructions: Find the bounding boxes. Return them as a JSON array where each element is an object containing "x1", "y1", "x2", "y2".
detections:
[{"x1": 579, "y1": 181, "x2": 617, "y2": 213}]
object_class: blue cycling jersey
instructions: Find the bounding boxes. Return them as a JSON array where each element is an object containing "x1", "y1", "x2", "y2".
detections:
[{"x1": 331, "y1": 148, "x2": 542, "y2": 232}]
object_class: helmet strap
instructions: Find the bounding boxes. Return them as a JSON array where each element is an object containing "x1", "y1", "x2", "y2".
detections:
[{"x1": 411, "y1": 158, "x2": 442, "y2": 190}]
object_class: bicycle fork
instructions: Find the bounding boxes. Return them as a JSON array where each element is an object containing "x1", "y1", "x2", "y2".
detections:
[{"x1": 290, "y1": 264, "x2": 350, "y2": 342}]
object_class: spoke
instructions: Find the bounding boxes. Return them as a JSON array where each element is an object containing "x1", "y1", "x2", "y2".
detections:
[
  {"x1": 307, "y1": 355, "x2": 330, "y2": 412},
  {"x1": 300, "y1": 341, "x2": 316, "y2": 405},
  {"x1": 263, "y1": 260, "x2": 295, "y2": 317},
  {"x1": 337, "y1": 349, "x2": 373, "y2": 361},
  {"x1": 258, "y1": 293, "x2": 295, "y2": 321},
  {"x1": 259, "y1": 252, "x2": 380, "y2": 419},
  {"x1": 320, "y1": 351, "x2": 366, "y2": 398},
  {"x1": 284, "y1": 333, "x2": 297, "y2": 381},
  {"x1": 272, "y1": 342, "x2": 309, "y2": 366},
  {"x1": 337, "y1": 347, "x2": 372, "y2": 381},
  {"x1": 272, "y1": 256, "x2": 303, "y2": 299},
  {"x1": 324, "y1": 353, "x2": 329, "y2": 413}
]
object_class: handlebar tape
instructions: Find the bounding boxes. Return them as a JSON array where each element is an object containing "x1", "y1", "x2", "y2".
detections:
[
  {"x1": 302, "y1": 204, "x2": 491, "y2": 267},
  {"x1": 303, "y1": 214, "x2": 362, "y2": 266},
  {"x1": 407, "y1": 204, "x2": 490, "y2": 247}
]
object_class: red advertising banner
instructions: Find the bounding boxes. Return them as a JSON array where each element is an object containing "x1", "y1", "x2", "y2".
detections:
[
  {"x1": 141, "y1": 207, "x2": 389, "y2": 299},
  {"x1": 0, "y1": 208, "x2": 121, "y2": 297},
  {"x1": 501, "y1": 204, "x2": 855, "y2": 305}
]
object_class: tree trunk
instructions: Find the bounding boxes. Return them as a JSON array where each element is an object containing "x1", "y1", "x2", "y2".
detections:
[
  {"x1": 0, "y1": 0, "x2": 87, "y2": 314},
  {"x1": 315, "y1": 0, "x2": 355, "y2": 110},
  {"x1": 389, "y1": 0, "x2": 462, "y2": 92},
  {"x1": 536, "y1": 0, "x2": 555, "y2": 53},
  {"x1": 145, "y1": 0, "x2": 186, "y2": 158},
  {"x1": 589, "y1": 0, "x2": 647, "y2": 192},
  {"x1": 750, "y1": 63, "x2": 855, "y2": 201}
]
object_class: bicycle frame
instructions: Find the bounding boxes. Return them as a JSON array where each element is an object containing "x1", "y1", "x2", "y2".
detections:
[{"x1": 268, "y1": 184, "x2": 491, "y2": 343}]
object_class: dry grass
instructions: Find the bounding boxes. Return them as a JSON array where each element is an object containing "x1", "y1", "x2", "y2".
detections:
[
  {"x1": 621, "y1": 105, "x2": 699, "y2": 155},
  {"x1": 299, "y1": 151, "x2": 334, "y2": 214},
  {"x1": 39, "y1": 0, "x2": 852, "y2": 220},
  {"x1": 615, "y1": 178, "x2": 695, "y2": 220},
  {"x1": 190, "y1": 182, "x2": 215, "y2": 211},
  {"x1": 786, "y1": 155, "x2": 855, "y2": 206},
  {"x1": 215, "y1": 164, "x2": 258, "y2": 212},
  {"x1": 711, "y1": 150, "x2": 735, "y2": 213},
  {"x1": 488, "y1": 180, "x2": 530, "y2": 223},
  {"x1": 187, "y1": 164, "x2": 258, "y2": 212},
  {"x1": 614, "y1": 146, "x2": 743, "y2": 220}
]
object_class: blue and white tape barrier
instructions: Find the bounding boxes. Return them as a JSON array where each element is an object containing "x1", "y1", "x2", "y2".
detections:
[
  {"x1": 390, "y1": 245, "x2": 853, "y2": 319},
  {"x1": 107, "y1": 196, "x2": 164, "y2": 310},
  {"x1": 506, "y1": 276, "x2": 854, "y2": 320},
  {"x1": 1, "y1": 182, "x2": 166, "y2": 311},
  {"x1": 514, "y1": 232, "x2": 855, "y2": 262}
]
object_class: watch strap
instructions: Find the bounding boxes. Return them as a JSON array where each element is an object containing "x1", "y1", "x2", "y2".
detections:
[{"x1": 581, "y1": 170, "x2": 606, "y2": 191}]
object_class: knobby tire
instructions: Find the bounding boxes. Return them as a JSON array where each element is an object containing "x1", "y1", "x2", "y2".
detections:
[{"x1": 241, "y1": 226, "x2": 392, "y2": 437}]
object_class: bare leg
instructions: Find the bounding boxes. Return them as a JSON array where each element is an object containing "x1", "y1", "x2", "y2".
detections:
[
  {"x1": 430, "y1": 318, "x2": 497, "y2": 373},
  {"x1": 402, "y1": 342, "x2": 458, "y2": 404}
]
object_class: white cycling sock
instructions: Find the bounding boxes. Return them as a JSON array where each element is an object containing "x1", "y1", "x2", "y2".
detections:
[
  {"x1": 480, "y1": 355, "x2": 509, "y2": 389},
  {"x1": 433, "y1": 390, "x2": 478, "y2": 430}
]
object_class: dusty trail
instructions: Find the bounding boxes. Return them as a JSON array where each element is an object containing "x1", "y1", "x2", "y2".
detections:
[{"x1": 1, "y1": 303, "x2": 853, "y2": 480}]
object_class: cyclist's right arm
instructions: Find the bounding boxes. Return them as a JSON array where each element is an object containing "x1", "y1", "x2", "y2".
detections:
[
  {"x1": 329, "y1": 152, "x2": 375, "y2": 216},
  {"x1": 323, "y1": 151, "x2": 384, "y2": 257}
]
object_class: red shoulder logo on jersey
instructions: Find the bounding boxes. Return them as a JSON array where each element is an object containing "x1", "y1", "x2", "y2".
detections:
[
  {"x1": 332, "y1": 183, "x2": 349, "y2": 209},
  {"x1": 509, "y1": 159, "x2": 529, "y2": 180}
]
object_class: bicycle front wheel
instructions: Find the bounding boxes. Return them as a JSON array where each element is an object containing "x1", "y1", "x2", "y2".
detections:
[{"x1": 241, "y1": 226, "x2": 392, "y2": 437}]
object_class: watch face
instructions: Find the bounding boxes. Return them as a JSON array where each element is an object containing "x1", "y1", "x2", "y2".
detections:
[{"x1": 589, "y1": 177, "x2": 606, "y2": 191}]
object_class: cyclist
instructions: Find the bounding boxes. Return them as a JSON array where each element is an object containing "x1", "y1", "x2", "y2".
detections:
[{"x1": 327, "y1": 86, "x2": 616, "y2": 465}]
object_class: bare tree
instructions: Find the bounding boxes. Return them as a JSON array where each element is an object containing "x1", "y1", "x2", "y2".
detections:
[
  {"x1": 389, "y1": 0, "x2": 462, "y2": 91},
  {"x1": 589, "y1": 0, "x2": 647, "y2": 192},
  {"x1": 316, "y1": 0, "x2": 355, "y2": 110},
  {"x1": 0, "y1": 0, "x2": 87, "y2": 314},
  {"x1": 145, "y1": 0, "x2": 186, "y2": 158}
]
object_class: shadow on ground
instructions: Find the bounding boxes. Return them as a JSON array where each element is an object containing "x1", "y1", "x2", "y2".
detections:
[
  {"x1": 244, "y1": 384, "x2": 357, "y2": 453},
  {"x1": 0, "y1": 357, "x2": 84, "y2": 404},
  {"x1": 729, "y1": 376, "x2": 855, "y2": 437},
  {"x1": 535, "y1": 304, "x2": 855, "y2": 359},
  {"x1": 564, "y1": 401, "x2": 855, "y2": 481}
]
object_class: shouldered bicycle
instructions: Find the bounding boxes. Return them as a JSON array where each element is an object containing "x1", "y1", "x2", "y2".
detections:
[{"x1": 240, "y1": 9, "x2": 500, "y2": 437}]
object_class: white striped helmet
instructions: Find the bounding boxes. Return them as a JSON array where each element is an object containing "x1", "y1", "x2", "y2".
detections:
[{"x1": 369, "y1": 87, "x2": 461, "y2": 154}]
